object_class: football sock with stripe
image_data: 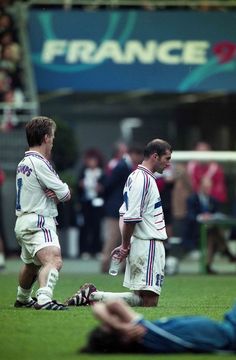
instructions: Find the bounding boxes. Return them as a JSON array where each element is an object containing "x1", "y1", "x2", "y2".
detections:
[{"x1": 36, "y1": 268, "x2": 59, "y2": 305}]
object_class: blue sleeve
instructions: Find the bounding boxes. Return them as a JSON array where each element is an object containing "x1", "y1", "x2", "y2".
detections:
[
  {"x1": 136, "y1": 318, "x2": 196, "y2": 353},
  {"x1": 137, "y1": 316, "x2": 235, "y2": 353}
]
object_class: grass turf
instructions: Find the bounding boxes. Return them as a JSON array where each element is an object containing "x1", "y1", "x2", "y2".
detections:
[{"x1": 0, "y1": 272, "x2": 235, "y2": 360}]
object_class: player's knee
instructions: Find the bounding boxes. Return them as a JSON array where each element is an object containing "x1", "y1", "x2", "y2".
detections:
[
  {"x1": 54, "y1": 257, "x2": 63, "y2": 271},
  {"x1": 142, "y1": 298, "x2": 158, "y2": 307},
  {"x1": 48, "y1": 254, "x2": 63, "y2": 271},
  {"x1": 140, "y1": 292, "x2": 159, "y2": 307}
]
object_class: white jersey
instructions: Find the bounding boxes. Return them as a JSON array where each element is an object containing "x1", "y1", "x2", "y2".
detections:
[
  {"x1": 15, "y1": 151, "x2": 70, "y2": 218},
  {"x1": 119, "y1": 165, "x2": 167, "y2": 240}
]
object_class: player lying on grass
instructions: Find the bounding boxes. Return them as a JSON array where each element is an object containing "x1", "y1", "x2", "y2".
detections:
[{"x1": 80, "y1": 298, "x2": 236, "y2": 354}]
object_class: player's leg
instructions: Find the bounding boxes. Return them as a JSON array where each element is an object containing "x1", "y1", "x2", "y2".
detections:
[
  {"x1": 14, "y1": 262, "x2": 39, "y2": 307},
  {"x1": 14, "y1": 221, "x2": 39, "y2": 308},
  {"x1": 90, "y1": 290, "x2": 143, "y2": 306},
  {"x1": 84, "y1": 237, "x2": 143, "y2": 306},
  {"x1": 30, "y1": 216, "x2": 67, "y2": 310},
  {"x1": 124, "y1": 238, "x2": 165, "y2": 307},
  {"x1": 0, "y1": 235, "x2": 5, "y2": 270},
  {"x1": 68, "y1": 238, "x2": 165, "y2": 307},
  {"x1": 136, "y1": 290, "x2": 159, "y2": 307},
  {"x1": 35, "y1": 245, "x2": 63, "y2": 307},
  {"x1": 101, "y1": 217, "x2": 121, "y2": 273},
  {"x1": 206, "y1": 229, "x2": 218, "y2": 274},
  {"x1": 65, "y1": 282, "x2": 143, "y2": 306}
]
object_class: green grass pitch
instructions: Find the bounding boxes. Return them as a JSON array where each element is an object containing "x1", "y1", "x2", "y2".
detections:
[{"x1": 0, "y1": 272, "x2": 235, "y2": 360}]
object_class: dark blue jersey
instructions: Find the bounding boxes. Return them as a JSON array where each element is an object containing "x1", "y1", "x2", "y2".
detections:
[{"x1": 137, "y1": 303, "x2": 236, "y2": 353}]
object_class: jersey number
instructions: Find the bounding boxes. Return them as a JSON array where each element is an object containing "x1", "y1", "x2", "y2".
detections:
[
  {"x1": 16, "y1": 178, "x2": 23, "y2": 210},
  {"x1": 124, "y1": 191, "x2": 128, "y2": 211}
]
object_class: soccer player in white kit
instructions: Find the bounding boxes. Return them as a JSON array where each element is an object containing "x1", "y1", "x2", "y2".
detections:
[
  {"x1": 65, "y1": 139, "x2": 172, "y2": 307},
  {"x1": 14, "y1": 116, "x2": 71, "y2": 310}
]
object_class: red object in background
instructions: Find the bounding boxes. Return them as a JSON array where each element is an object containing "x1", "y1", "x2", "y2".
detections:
[
  {"x1": 156, "y1": 177, "x2": 166, "y2": 192},
  {"x1": 187, "y1": 161, "x2": 227, "y2": 203},
  {"x1": 0, "y1": 169, "x2": 5, "y2": 186}
]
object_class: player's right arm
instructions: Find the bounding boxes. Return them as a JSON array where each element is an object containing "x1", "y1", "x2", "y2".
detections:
[
  {"x1": 36, "y1": 159, "x2": 71, "y2": 202},
  {"x1": 121, "y1": 222, "x2": 136, "y2": 250}
]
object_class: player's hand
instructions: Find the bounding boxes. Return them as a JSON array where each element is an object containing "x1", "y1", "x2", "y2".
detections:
[
  {"x1": 120, "y1": 323, "x2": 147, "y2": 342},
  {"x1": 111, "y1": 245, "x2": 129, "y2": 260},
  {"x1": 44, "y1": 189, "x2": 59, "y2": 203}
]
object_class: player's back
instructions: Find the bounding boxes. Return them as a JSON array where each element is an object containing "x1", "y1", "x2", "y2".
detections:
[
  {"x1": 15, "y1": 153, "x2": 56, "y2": 217},
  {"x1": 16, "y1": 155, "x2": 44, "y2": 215}
]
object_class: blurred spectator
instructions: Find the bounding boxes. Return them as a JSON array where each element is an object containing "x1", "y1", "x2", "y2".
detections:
[
  {"x1": 229, "y1": 185, "x2": 236, "y2": 240},
  {"x1": 156, "y1": 163, "x2": 175, "y2": 238},
  {"x1": 184, "y1": 177, "x2": 236, "y2": 274},
  {"x1": 187, "y1": 141, "x2": 227, "y2": 205},
  {"x1": 100, "y1": 144, "x2": 144, "y2": 273},
  {"x1": 142, "y1": 0, "x2": 155, "y2": 10},
  {"x1": 0, "y1": 7, "x2": 24, "y2": 129},
  {"x1": 106, "y1": 141, "x2": 128, "y2": 175},
  {"x1": 0, "y1": 88, "x2": 24, "y2": 131},
  {"x1": 0, "y1": 69, "x2": 10, "y2": 99},
  {"x1": 76, "y1": 148, "x2": 105, "y2": 259},
  {"x1": 0, "y1": 29, "x2": 16, "y2": 46},
  {"x1": 171, "y1": 163, "x2": 192, "y2": 243},
  {"x1": 0, "y1": 1, "x2": 14, "y2": 8},
  {"x1": 0, "y1": 12, "x2": 15, "y2": 35},
  {"x1": 0, "y1": 165, "x2": 6, "y2": 270},
  {"x1": 0, "y1": 40, "x2": 22, "y2": 87},
  {"x1": 156, "y1": 163, "x2": 177, "y2": 275}
]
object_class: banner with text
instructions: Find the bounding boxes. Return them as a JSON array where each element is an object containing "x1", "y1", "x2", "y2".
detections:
[{"x1": 28, "y1": 9, "x2": 236, "y2": 92}]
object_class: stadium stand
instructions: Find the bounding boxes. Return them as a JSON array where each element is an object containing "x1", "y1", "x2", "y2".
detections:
[{"x1": 0, "y1": 2, "x2": 38, "y2": 169}]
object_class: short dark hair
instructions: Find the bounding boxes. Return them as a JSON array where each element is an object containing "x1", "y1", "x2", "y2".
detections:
[
  {"x1": 80, "y1": 326, "x2": 147, "y2": 354},
  {"x1": 144, "y1": 139, "x2": 172, "y2": 158},
  {"x1": 25, "y1": 116, "x2": 56, "y2": 147}
]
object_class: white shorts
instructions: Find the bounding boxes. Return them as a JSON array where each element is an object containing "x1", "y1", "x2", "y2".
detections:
[
  {"x1": 123, "y1": 238, "x2": 165, "y2": 295},
  {"x1": 15, "y1": 213, "x2": 60, "y2": 265}
]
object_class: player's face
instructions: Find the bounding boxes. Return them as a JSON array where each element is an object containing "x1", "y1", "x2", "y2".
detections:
[
  {"x1": 155, "y1": 149, "x2": 171, "y2": 173},
  {"x1": 45, "y1": 129, "x2": 55, "y2": 159}
]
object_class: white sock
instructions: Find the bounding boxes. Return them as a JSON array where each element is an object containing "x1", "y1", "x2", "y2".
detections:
[
  {"x1": 36, "y1": 268, "x2": 59, "y2": 305},
  {"x1": 0, "y1": 253, "x2": 5, "y2": 266},
  {"x1": 36, "y1": 286, "x2": 53, "y2": 305},
  {"x1": 17, "y1": 286, "x2": 33, "y2": 303},
  {"x1": 90, "y1": 291, "x2": 143, "y2": 306},
  {"x1": 46, "y1": 268, "x2": 59, "y2": 292}
]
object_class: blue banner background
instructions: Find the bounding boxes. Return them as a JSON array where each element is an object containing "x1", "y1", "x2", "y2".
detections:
[{"x1": 28, "y1": 9, "x2": 236, "y2": 92}]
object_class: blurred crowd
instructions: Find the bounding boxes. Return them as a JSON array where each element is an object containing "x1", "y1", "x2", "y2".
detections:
[
  {"x1": 0, "y1": 2, "x2": 24, "y2": 132},
  {"x1": 31, "y1": 0, "x2": 234, "y2": 11},
  {"x1": 65, "y1": 140, "x2": 236, "y2": 275},
  {"x1": 0, "y1": 1, "x2": 235, "y2": 274}
]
